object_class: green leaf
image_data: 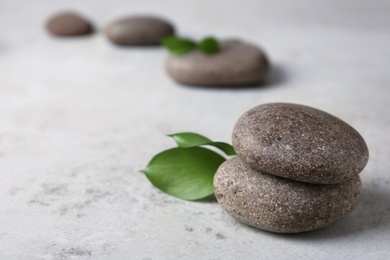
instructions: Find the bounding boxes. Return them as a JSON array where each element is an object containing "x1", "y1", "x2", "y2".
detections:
[
  {"x1": 168, "y1": 132, "x2": 236, "y2": 156},
  {"x1": 197, "y1": 37, "x2": 220, "y2": 55},
  {"x1": 161, "y1": 36, "x2": 196, "y2": 55},
  {"x1": 206, "y1": 142, "x2": 237, "y2": 156},
  {"x1": 168, "y1": 132, "x2": 212, "y2": 147},
  {"x1": 141, "y1": 147, "x2": 226, "y2": 201}
]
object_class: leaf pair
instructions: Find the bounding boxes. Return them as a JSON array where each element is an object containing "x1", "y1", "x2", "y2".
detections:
[
  {"x1": 161, "y1": 36, "x2": 220, "y2": 56},
  {"x1": 141, "y1": 132, "x2": 236, "y2": 201}
]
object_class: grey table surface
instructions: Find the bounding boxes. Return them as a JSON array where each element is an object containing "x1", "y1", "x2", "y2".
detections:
[{"x1": 1, "y1": 0, "x2": 390, "y2": 259}]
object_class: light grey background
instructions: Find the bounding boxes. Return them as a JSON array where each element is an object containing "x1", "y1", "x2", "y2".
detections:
[{"x1": 1, "y1": 0, "x2": 389, "y2": 259}]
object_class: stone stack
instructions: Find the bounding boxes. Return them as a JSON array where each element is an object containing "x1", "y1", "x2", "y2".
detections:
[{"x1": 214, "y1": 103, "x2": 369, "y2": 233}]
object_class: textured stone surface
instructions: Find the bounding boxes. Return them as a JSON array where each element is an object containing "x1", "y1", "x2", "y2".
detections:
[
  {"x1": 233, "y1": 103, "x2": 369, "y2": 184},
  {"x1": 46, "y1": 11, "x2": 93, "y2": 36},
  {"x1": 165, "y1": 40, "x2": 269, "y2": 87},
  {"x1": 214, "y1": 157, "x2": 362, "y2": 233},
  {"x1": 2, "y1": 0, "x2": 390, "y2": 259},
  {"x1": 105, "y1": 16, "x2": 175, "y2": 46}
]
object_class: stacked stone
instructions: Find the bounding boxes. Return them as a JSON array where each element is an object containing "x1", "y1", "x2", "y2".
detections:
[{"x1": 214, "y1": 103, "x2": 369, "y2": 233}]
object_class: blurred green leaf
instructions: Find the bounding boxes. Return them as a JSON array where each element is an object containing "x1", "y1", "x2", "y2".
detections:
[
  {"x1": 198, "y1": 37, "x2": 220, "y2": 55},
  {"x1": 161, "y1": 36, "x2": 196, "y2": 55}
]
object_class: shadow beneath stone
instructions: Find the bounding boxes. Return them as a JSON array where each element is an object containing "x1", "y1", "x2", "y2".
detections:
[
  {"x1": 265, "y1": 63, "x2": 289, "y2": 87},
  {"x1": 48, "y1": 32, "x2": 97, "y2": 40},
  {"x1": 176, "y1": 81, "x2": 264, "y2": 90},
  {"x1": 176, "y1": 82, "x2": 264, "y2": 91}
]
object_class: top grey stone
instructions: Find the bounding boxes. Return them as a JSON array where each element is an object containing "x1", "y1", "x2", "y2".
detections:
[
  {"x1": 232, "y1": 103, "x2": 369, "y2": 184},
  {"x1": 105, "y1": 16, "x2": 175, "y2": 46}
]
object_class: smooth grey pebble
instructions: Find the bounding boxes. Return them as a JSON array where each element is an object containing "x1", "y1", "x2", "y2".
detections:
[
  {"x1": 214, "y1": 156, "x2": 362, "y2": 233},
  {"x1": 105, "y1": 16, "x2": 175, "y2": 46},
  {"x1": 46, "y1": 11, "x2": 93, "y2": 36},
  {"x1": 165, "y1": 40, "x2": 269, "y2": 87},
  {"x1": 232, "y1": 102, "x2": 369, "y2": 184}
]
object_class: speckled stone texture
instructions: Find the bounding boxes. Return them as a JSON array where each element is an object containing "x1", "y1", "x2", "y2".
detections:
[
  {"x1": 105, "y1": 16, "x2": 175, "y2": 46},
  {"x1": 165, "y1": 40, "x2": 269, "y2": 87},
  {"x1": 232, "y1": 103, "x2": 369, "y2": 184},
  {"x1": 46, "y1": 12, "x2": 93, "y2": 36},
  {"x1": 214, "y1": 157, "x2": 362, "y2": 233}
]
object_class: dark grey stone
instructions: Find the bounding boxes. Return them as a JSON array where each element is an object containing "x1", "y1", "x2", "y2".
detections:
[
  {"x1": 214, "y1": 157, "x2": 362, "y2": 233},
  {"x1": 165, "y1": 40, "x2": 269, "y2": 87},
  {"x1": 46, "y1": 11, "x2": 93, "y2": 36},
  {"x1": 232, "y1": 103, "x2": 369, "y2": 184},
  {"x1": 105, "y1": 16, "x2": 175, "y2": 46}
]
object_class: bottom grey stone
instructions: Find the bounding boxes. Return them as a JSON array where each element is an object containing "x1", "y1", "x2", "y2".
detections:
[{"x1": 214, "y1": 157, "x2": 362, "y2": 233}]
